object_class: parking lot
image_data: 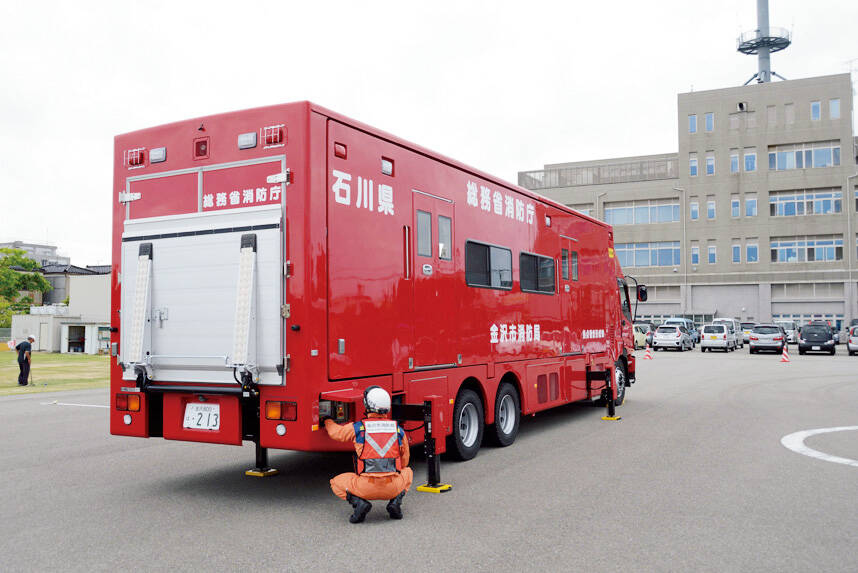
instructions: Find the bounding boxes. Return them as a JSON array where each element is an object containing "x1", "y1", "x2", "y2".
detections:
[{"x1": 1, "y1": 350, "x2": 857, "y2": 572}]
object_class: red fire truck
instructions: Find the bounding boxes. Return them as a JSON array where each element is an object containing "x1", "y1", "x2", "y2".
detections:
[{"x1": 110, "y1": 102, "x2": 645, "y2": 467}]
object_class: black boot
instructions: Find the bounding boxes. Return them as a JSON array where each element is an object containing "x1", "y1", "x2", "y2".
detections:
[
  {"x1": 386, "y1": 490, "x2": 406, "y2": 519},
  {"x1": 346, "y1": 492, "x2": 372, "y2": 523}
]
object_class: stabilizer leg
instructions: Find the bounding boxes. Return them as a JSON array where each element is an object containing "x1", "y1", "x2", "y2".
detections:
[{"x1": 245, "y1": 442, "x2": 279, "y2": 477}]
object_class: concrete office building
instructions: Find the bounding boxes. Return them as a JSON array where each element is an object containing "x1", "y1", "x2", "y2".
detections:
[
  {"x1": 0, "y1": 241, "x2": 70, "y2": 267},
  {"x1": 519, "y1": 73, "x2": 857, "y2": 329}
]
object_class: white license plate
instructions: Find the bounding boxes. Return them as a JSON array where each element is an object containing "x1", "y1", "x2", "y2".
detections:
[
  {"x1": 812, "y1": 346, "x2": 821, "y2": 351},
  {"x1": 183, "y1": 403, "x2": 220, "y2": 430}
]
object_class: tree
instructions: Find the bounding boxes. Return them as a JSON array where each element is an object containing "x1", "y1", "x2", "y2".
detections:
[{"x1": 0, "y1": 249, "x2": 52, "y2": 323}]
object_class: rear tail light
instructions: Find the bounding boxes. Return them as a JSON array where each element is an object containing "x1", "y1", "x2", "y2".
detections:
[
  {"x1": 774, "y1": 336, "x2": 783, "y2": 341},
  {"x1": 264, "y1": 125, "x2": 284, "y2": 146},
  {"x1": 265, "y1": 401, "x2": 297, "y2": 421},
  {"x1": 750, "y1": 336, "x2": 758, "y2": 341},
  {"x1": 115, "y1": 393, "x2": 141, "y2": 411}
]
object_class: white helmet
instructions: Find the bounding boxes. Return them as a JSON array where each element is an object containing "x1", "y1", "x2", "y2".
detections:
[{"x1": 363, "y1": 386, "x2": 391, "y2": 414}]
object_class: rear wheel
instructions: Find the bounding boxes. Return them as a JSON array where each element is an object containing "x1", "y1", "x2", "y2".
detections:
[
  {"x1": 700, "y1": 346, "x2": 705, "y2": 353},
  {"x1": 448, "y1": 389, "x2": 484, "y2": 461},
  {"x1": 487, "y1": 383, "x2": 520, "y2": 447}
]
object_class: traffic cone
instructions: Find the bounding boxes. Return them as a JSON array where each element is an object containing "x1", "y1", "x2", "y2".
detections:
[
  {"x1": 780, "y1": 344, "x2": 790, "y2": 363},
  {"x1": 643, "y1": 344, "x2": 654, "y2": 360}
]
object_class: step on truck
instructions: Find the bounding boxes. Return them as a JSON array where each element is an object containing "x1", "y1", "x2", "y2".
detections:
[{"x1": 110, "y1": 102, "x2": 646, "y2": 468}]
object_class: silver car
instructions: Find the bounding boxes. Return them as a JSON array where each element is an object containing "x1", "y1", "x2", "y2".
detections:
[
  {"x1": 775, "y1": 320, "x2": 798, "y2": 344},
  {"x1": 847, "y1": 326, "x2": 858, "y2": 356},
  {"x1": 749, "y1": 324, "x2": 786, "y2": 354},
  {"x1": 652, "y1": 325, "x2": 693, "y2": 351},
  {"x1": 700, "y1": 323, "x2": 738, "y2": 352}
]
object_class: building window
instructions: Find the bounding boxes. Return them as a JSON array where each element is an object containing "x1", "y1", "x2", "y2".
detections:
[
  {"x1": 730, "y1": 152, "x2": 739, "y2": 173},
  {"x1": 732, "y1": 244, "x2": 741, "y2": 263},
  {"x1": 705, "y1": 155, "x2": 715, "y2": 175},
  {"x1": 745, "y1": 195, "x2": 758, "y2": 217},
  {"x1": 746, "y1": 111, "x2": 756, "y2": 128},
  {"x1": 520, "y1": 252, "x2": 555, "y2": 294},
  {"x1": 769, "y1": 189, "x2": 842, "y2": 217},
  {"x1": 465, "y1": 241, "x2": 512, "y2": 289},
  {"x1": 690, "y1": 202, "x2": 699, "y2": 220},
  {"x1": 731, "y1": 197, "x2": 740, "y2": 217},
  {"x1": 689, "y1": 114, "x2": 697, "y2": 133},
  {"x1": 770, "y1": 235, "x2": 843, "y2": 263},
  {"x1": 785, "y1": 103, "x2": 795, "y2": 124},
  {"x1": 689, "y1": 154, "x2": 698, "y2": 177},
  {"x1": 830, "y1": 99, "x2": 840, "y2": 120},
  {"x1": 691, "y1": 246, "x2": 699, "y2": 265},
  {"x1": 604, "y1": 199, "x2": 680, "y2": 226},
  {"x1": 707, "y1": 200, "x2": 716, "y2": 219},
  {"x1": 767, "y1": 141, "x2": 841, "y2": 171},
  {"x1": 705, "y1": 112, "x2": 714, "y2": 132},
  {"x1": 767, "y1": 105, "x2": 776, "y2": 125},
  {"x1": 811, "y1": 101, "x2": 821, "y2": 121},
  {"x1": 615, "y1": 242, "x2": 681, "y2": 268},
  {"x1": 569, "y1": 204, "x2": 592, "y2": 217},
  {"x1": 744, "y1": 150, "x2": 756, "y2": 172},
  {"x1": 708, "y1": 245, "x2": 717, "y2": 264},
  {"x1": 746, "y1": 243, "x2": 759, "y2": 263}
]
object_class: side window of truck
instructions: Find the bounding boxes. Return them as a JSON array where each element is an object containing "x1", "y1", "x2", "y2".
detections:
[
  {"x1": 520, "y1": 252, "x2": 555, "y2": 294},
  {"x1": 438, "y1": 216, "x2": 452, "y2": 260},
  {"x1": 465, "y1": 241, "x2": 512, "y2": 289},
  {"x1": 572, "y1": 251, "x2": 579, "y2": 281},
  {"x1": 417, "y1": 210, "x2": 432, "y2": 257},
  {"x1": 561, "y1": 249, "x2": 569, "y2": 280}
]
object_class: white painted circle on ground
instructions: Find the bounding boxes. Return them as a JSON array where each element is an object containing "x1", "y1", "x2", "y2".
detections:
[{"x1": 781, "y1": 426, "x2": 858, "y2": 468}]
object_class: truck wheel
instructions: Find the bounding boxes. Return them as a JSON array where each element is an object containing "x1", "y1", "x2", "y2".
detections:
[
  {"x1": 487, "y1": 383, "x2": 520, "y2": 447},
  {"x1": 613, "y1": 362, "x2": 627, "y2": 406},
  {"x1": 448, "y1": 389, "x2": 484, "y2": 461}
]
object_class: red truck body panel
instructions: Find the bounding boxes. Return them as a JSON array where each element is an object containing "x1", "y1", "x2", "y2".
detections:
[{"x1": 110, "y1": 102, "x2": 635, "y2": 454}]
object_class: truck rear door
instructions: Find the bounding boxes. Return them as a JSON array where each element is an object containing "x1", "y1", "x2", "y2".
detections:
[{"x1": 119, "y1": 157, "x2": 286, "y2": 386}]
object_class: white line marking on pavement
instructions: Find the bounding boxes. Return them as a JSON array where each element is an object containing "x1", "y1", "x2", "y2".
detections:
[
  {"x1": 781, "y1": 426, "x2": 858, "y2": 468},
  {"x1": 40, "y1": 401, "x2": 109, "y2": 409}
]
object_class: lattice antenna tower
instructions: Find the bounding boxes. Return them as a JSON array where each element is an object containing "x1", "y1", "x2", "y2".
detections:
[{"x1": 737, "y1": 0, "x2": 791, "y2": 85}]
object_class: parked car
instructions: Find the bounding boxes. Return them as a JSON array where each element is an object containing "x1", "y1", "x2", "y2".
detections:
[
  {"x1": 700, "y1": 323, "x2": 737, "y2": 352},
  {"x1": 774, "y1": 320, "x2": 798, "y2": 344},
  {"x1": 749, "y1": 324, "x2": 786, "y2": 354},
  {"x1": 633, "y1": 325, "x2": 648, "y2": 349},
  {"x1": 712, "y1": 318, "x2": 744, "y2": 349},
  {"x1": 740, "y1": 322, "x2": 756, "y2": 344},
  {"x1": 652, "y1": 325, "x2": 694, "y2": 351},
  {"x1": 847, "y1": 326, "x2": 858, "y2": 356},
  {"x1": 634, "y1": 322, "x2": 654, "y2": 347},
  {"x1": 798, "y1": 324, "x2": 836, "y2": 355},
  {"x1": 663, "y1": 318, "x2": 699, "y2": 345},
  {"x1": 807, "y1": 320, "x2": 838, "y2": 345}
]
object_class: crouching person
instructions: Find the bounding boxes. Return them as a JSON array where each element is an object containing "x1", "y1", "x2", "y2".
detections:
[{"x1": 323, "y1": 386, "x2": 413, "y2": 523}]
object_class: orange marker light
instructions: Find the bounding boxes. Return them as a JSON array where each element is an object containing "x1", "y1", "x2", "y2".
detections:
[
  {"x1": 127, "y1": 394, "x2": 141, "y2": 412},
  {"x1": 265, "y1": 401, "x2": 282, "y2": 420}
]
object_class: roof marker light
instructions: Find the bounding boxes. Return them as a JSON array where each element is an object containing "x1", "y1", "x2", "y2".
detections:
[
  {"x1": 150, "y1": 147, "x2": 166, "y2": 163},
  {"x1": 238, "y1": 132, "x2": 257, "y2": 149}
]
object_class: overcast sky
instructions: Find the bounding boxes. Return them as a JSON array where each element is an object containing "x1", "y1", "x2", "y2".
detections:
[{"x1": 1, "y1": 0, "x2": 855, "y2": 264}]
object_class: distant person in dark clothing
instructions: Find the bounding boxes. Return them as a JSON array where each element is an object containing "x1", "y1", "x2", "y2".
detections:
[{"x1": 16, "y1": 336, "x2": 35, "y2": 386}]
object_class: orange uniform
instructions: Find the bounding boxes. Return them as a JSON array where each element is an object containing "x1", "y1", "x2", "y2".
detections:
[{"x1": 324, "y1": 414, "x2": 414, "y2": 501}]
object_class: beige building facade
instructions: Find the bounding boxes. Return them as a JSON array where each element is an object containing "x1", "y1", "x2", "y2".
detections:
[{"x1": 519, "y1": 73, "x2": 857, "y2": 329}]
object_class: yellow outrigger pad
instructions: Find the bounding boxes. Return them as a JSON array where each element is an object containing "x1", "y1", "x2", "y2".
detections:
[
  {"x1": 416, "y1": 483, "x2": 452, "y2": 493},
  {"x1": 245, "y1": 468, "x2": 280, "y2": 477},
  {"x1": 601, "y1": 416, "x2": 622, "y2": 421}
]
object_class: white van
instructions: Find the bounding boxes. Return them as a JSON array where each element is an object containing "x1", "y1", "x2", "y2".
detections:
[
  {"x1": 712, "y1": 318, "x2": 743, "y2": 349},
  {"x1": 663, "y1": 317, "x2": 699, "y2": 345},
  {"x1": 775, "y1": 320, "x2": 798, "y2": 344}
]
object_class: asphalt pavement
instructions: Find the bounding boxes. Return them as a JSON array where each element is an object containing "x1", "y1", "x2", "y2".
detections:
[{"x1": 1, "y1": 348, "x2": 857, "y2": 572}]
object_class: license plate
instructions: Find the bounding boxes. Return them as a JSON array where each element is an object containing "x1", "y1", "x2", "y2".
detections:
[
  {"x1": 710, "y1": 335, "x2": 718, "y2": 340},
  {"x1": 183, "y1": 403, "x2": 220, "y2": 430},
  {"x1": 812, "y1": 346, "x2": 820, "y2": 351}
]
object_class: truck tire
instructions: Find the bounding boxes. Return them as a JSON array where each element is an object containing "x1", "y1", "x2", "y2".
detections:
[
  {"x1": 487, "y1": 382, "x2": 520, "y2": 447},
  {"x1": 448, "y1": 389, "x2": 484, "y2": 461},
  {"x1": 613, "y1": 361, "x2": 627, "y2": 406}
]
